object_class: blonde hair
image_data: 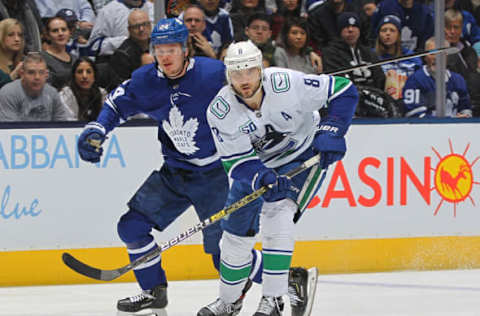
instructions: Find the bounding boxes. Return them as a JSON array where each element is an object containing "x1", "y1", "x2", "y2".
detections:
[
  {"x1": 445, "y1": 8, "x2": 463, "y2": 26},
  {"x1": 0, "y1": 18, "x2": 24, "y2": 74}
]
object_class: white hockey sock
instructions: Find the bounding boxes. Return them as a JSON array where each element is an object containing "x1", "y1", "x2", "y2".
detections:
[
  {"x1": 261, "y1": 199, "x2": 296, "y2": 297},
  {"x1": 219, "y1": 231, "x2": 256, "y2": 303}
]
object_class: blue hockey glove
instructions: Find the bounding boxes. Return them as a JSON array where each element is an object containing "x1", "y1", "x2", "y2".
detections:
[
  {"x1": 313, "y1": 118, "x2": 347, "y2": 169},
  {"x1": 254, "y1": 170, "x2": 294, "y2": 202},
  {"x1": 77, "y1": 122, "x2": 106, "y2": 163}
]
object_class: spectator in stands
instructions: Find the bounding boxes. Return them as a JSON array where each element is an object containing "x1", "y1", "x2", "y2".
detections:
[
  {"x1": 87, "y1": 0, "x2": 153, "y2": 60},
  {"x1": 0, "y1": 52, "x2": 73, "y2": 121},
  {"x1": 182, "y1": 5, "x2": 217, "y2": 58},
  {"x1": 244, "y1": 13, "x2": 277, "y2": 66},
  {"x1": 274, "y1": 17, "x2": 320, "y2": 74},
  {"x1": 403, "y1": 38, "x2": 472, "y2": 118},
  {"x1": 0, "y1": 0, "x2": 43, "y2": 52},
  {"x1": 229, "y1": 0, "x2": 269, "y2": 41},
  {"x1": 0, "y1": 19, "x2": 25, "y2": 89},
  {"x1": 109, "y1": 9, "x2": 152, "y2": 84},
  {"x1": 59, "y1": 56, "x2": 107, "y2": 120},
  {"x1": 323, "y1": 12, "x2": 385, "y2": 90},
  {"x1": 362, "y1": 0, "x2": 377, "y2": 17},
  {"x1": 55, "y1": 8, "x2": 90, "y2": 58},
  {"x1": 91, "y1": 0, "x2": 114, "y2": 13},
  {"x1": 444, "y1": 8, "x2": 480, "y2": 117},
  {"x1": 41, "y1": 16, "x2": 77, "y2": 90},
  {"x1": 444, "y1": 0, "x2": 480, "y2": 45},
  {"x1": 196, "y1": 0, "x2": 234, "y2": 55},
  {"x1": 375, "y1": 14, "x2": 422, "y2": 100},
  {"x1": 445, "y1": 8, "x2": 478, "y2": 78},
  {"x1": 371, "y1": 0, "x2": 434, "y2": 51},
  {"x1": 271, "y1": 0, "x2": 303, "y2": 42},
  {"x1": 307, "y1": 0, "x2": 372, "y2": 52},
  {"x1": 165, "y1": 0, "x2": 194, "y2": 17},
  {"x1": 34, "y1": 0, "x2": 95, "y2": 28}
]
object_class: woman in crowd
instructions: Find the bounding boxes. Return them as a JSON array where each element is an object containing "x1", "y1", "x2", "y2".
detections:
[
  {"x1": 59, "y1": 57, "x2": 106, "y2": 121},
  {"x1": 375, "y1": 15, "x2": 422, "y2": 100},
  {"x1": 271, "y1": 0, "x2": 303, "y2": 42},
  {"x1": 41, "y1": 16, "x2": 77, "y2": 90},
  {"x1": 0, "y1": 18, "x2": 24, "y2": 89},
  {"x1": 274, "y1": 17, "x2": 320, "y2": 74}
]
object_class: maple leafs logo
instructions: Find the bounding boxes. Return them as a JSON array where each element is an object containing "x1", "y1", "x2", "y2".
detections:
[{"x1": 162, "y1": 106, "x2": 199, "y2": 155}]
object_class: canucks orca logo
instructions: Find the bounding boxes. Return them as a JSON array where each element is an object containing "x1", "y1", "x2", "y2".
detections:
[{"x1": 253, "y1": 124, "x2": 288, "y2": 153}]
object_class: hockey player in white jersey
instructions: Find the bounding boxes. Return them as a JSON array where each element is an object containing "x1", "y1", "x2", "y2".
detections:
[{"x1": 198, "y1": 41, "x2": 358, "y2": 316}]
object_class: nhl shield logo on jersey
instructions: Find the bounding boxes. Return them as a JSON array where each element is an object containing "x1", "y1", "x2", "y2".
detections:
[{"x1": 162, "y1": 106, "x2": 200, "y2": 155}]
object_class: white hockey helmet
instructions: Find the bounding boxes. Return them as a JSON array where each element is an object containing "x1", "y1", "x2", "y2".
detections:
[{"x1": 224, "y1": 40, "x2": 263, "y2": 86}]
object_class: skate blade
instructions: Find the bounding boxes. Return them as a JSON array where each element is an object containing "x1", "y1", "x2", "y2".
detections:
[
  {"x1": 304, "y1": 267, "x2": 318, "y2": 316},
  {"x1": 117, "y1": 308, "x2": 167, "y2": 316}
]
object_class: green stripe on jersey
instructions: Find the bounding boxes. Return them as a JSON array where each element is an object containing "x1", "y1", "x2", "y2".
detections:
[
  {"x1": 220, "y1": 263, "x2": 251, "y2": 282},
  {"x1": 221, "y1": 150, "x2": 257, "y2": 174},
  {"x1": 263, "y1": 253, "x2": 292, "y2": 271},
  {"x1": 332, "y1": 76, "x2": 351, "y2": 96}
]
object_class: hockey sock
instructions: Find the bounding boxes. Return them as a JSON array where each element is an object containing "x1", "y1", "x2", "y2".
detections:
[
  {"x1": 261, "y1": 199, "x2": 296, "y2": 297},
  {"x1": 219, "y1": 231, "x2": 256, "y2": 303}
]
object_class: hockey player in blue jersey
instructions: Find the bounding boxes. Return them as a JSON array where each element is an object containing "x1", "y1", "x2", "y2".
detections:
[
  {"x1": 77, "y1": 18, "x2": 313, "y2": 316},
  {"x1": 198, "y1": 41, "x2": 358, "y2": 316},
  {"x1": 402, "y1": 37, "x2": 472, "y2": 118}
]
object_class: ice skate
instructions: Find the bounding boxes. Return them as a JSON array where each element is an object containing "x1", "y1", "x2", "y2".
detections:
[
  {"x1": 117, "y1": 284, "x2": 167, "y2": 316},
  {"x1": 197, "y1": 279, "x2": 252, "y2": 316},
  {"x1": 287, "y1": 267, "x2": 318, "y2": 316},
  {"x1": 253, "y1": 296, "x2": 284, "y2": 316}
]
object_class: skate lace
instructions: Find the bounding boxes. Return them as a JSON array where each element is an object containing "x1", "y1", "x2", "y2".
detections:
[
  {"x1": 209, "y1": 298, "x2": 234, "y2": 313},
  {"x1": 257, "y1": 296, "x2": 280, "y2": 313},
  {"x1": 128, "y1": 292, "x2": 155, "y2": 303},
  {"x1": 288, "y1": 284, "x2": 303, "y2": 306}
]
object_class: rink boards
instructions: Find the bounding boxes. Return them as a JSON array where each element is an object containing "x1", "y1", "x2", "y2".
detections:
[{"x1": 1, "y1": 120, "x2": 480, "y2": 286}]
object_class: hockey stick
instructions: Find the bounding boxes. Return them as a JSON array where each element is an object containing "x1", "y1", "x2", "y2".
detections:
[
  {"x1": 62, "y1": 154, "x2": 321, "y2": 281},
  {"x1": 325, "y1": 46, "x2": 459, "y2": 76}
]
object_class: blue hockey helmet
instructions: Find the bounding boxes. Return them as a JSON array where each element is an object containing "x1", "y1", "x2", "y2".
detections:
[{"x1": 151, "y1": 18, "x2": 189, "y2": 47}]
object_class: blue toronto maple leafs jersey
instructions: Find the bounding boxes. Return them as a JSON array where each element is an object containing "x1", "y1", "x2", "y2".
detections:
[
  {"x1": 402, "y1": 66, "x2": 472, "y2": 118},
  {"x1": 95, "y1": 57, "x2": 226, "y2": 171}
]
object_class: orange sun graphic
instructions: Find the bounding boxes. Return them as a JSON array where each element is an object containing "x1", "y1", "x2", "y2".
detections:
[{"x1": 431, "y1": 139, "x2": 480, "y2": 217}]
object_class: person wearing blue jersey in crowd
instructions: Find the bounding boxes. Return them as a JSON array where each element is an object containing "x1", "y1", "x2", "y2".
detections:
[
  {"x1": 402, "y1": 37, "x2": 472, "y2": 118},
  {"x1": 76, "y1": 17, "x2": 311, "y2": 315},
  {"x1": 374, "y1": 14, "x2": 422, "y2": 100}
]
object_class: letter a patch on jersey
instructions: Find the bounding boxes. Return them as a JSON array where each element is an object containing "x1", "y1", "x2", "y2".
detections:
[{"x1": 271, "y1": 72, "x2": 290, "y2": 93}]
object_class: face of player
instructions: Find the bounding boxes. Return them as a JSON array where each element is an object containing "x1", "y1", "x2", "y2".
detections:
[
  {"x1": 153, "y1": 43, "x2": 188, "y2": 78},
  {"x1": 75, "y1": 61, "x2": 95, "y2": 90},
  {"x1": 379, "y1": 23, "x2": 399, "y2": 47},
  {"x1": 229, "y1": 67, "x2": 262, "y2": 99},
  {"x1": 47, "y1": 18, "x2": 70, "y2": 47},
  {"x1": 21, "y1": 61, "x2": 49, "y2": 97},
  {"x1": 341, "y1": 25, "x2": 360, "y2": 47},
  {"x1": 445, "y1": 20, "x2": 462, "y2": 45},
  {"x1": 3, "y1": 24, "x2": 23, "y2": 53},
  {"x1": 287, "y1": 25, "x2": 307, "y2": 51}
]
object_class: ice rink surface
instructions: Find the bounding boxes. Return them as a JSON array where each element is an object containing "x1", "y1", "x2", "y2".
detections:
[{"x1": 2, "y1": 269, "x2": 480, "y2": 316}]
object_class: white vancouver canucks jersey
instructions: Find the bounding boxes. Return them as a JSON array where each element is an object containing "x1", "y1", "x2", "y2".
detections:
[{"x1": 207, "y1": 67, "x2": 352, "y2": 180}]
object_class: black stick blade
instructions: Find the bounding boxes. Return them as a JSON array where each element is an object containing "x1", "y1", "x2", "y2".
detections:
[{"x1": 62, "y1": 252, "x2": 122, "y2": 281}]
